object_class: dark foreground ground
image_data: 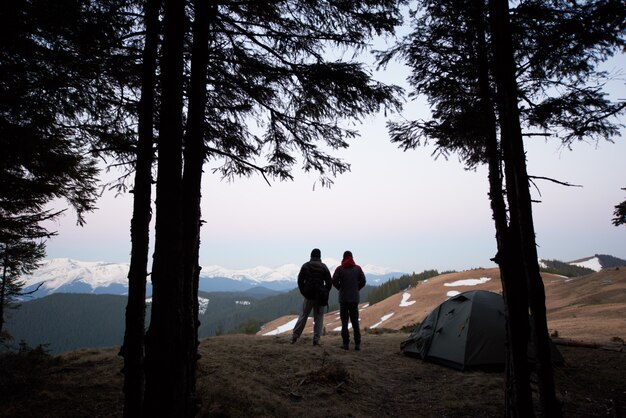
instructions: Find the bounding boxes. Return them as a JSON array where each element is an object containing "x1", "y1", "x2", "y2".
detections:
[{"x1": 1, "y1": 332, "x2": 624, "y2": 417}]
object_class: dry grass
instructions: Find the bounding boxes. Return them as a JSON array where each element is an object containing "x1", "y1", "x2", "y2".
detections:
[
  {"x1": 2, "y1": 268, "x2": 624, "y2": 416},
  {"x1": 1, "y1": 332, "x2": 624, "y2": 417},
  {"x1": 260, "y1": 268, "x2": 626, "y2": 345}
]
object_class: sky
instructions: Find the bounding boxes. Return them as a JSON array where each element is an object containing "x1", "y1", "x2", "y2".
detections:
[{"x1": 43, "y1": 37, "x2": 626, "y2": 275}]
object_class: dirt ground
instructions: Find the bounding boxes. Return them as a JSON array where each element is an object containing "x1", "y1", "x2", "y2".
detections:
[{"x1": 2, "y1": 332, "x2": 624, "y2": 417}]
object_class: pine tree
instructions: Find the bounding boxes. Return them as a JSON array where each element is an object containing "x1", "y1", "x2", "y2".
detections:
[
  {"x1": 0, "y1": 230, "x2": 47, "y2": 336},
  {"x1": 613, "y1": 189, "x2": 626, "y2": 227},
  {"x1": 119, "y1": 0, "x2": 160, "y2": 415},
  {"x1": 141, "y1": 1, "x2": 404, "y2": 415},
  {"x1": 379, "y1": 0, "x2": 625, "y2": 415},
  {"x1": 143, "y1": 0, "x2": 187, "y2": 414},
  {"x1": 0, "y1": 0, "x2": 135, "y2": 338}
]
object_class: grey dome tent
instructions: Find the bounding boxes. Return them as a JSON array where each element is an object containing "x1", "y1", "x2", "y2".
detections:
[{"x1": 400, "y1": 290, "x2": 562, "y2": 370}]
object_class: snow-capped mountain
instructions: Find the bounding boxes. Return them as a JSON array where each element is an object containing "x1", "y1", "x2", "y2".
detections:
[
  {"x1": 200, "y1": 263, "x2": 302, "y2": 283},
  {"x1": 22, "y1": 258, "x2": 131, "y2": 296},
  {"x1": 22, "y1": 258, "x2": 404, "y2": 297},
  {"x1": 201, "y1": 258, "x2": 396, "y2": 282}
]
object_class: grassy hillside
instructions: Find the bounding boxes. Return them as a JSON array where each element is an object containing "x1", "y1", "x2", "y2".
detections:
[
  {"x1": 1, "y1": 333, "x2": 624, "y2": 417},
  {"x1": 261, "y1": 267, "x2": 626, "y2": 344},
  {"x1": 366, "y1": 270, "x2": 441, "y2": 305}
]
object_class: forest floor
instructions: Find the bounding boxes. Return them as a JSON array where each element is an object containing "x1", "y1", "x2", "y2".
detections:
[{"x1": 1, "y1": 331, "x2": 625, "y2": 417}]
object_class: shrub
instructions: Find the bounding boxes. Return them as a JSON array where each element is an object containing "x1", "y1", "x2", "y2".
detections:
[
  {"x1": 401, "y1": 322, "x2": 421, "y2": 333},
  {"x1": 0, "y1": 341, "x2": 58, "y2": 402},
  {"x1": 230, "y1": 318, "x2": 263, "y2": 335}
]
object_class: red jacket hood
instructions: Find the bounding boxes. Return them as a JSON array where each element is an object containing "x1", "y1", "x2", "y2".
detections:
[{"x1": 341, "y1": 256, "x2": 356, "y2": 268}]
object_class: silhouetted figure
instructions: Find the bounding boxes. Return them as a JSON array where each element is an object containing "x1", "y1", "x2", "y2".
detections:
[
  {"x1": 291, "y1": 248, "x2": 332, "y2": 346},
  {"x1": 333, "y1": 250, "x2": 366, "y2": 350}
]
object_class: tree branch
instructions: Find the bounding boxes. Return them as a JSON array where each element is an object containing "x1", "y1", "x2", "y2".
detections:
[
  {"x1": 19, "y1": 281, "x2": 44, "y2": 296},
  {"x1": 529, "y1": 175, "x2": 582, "y2": 188},
  {"x1": 205, "y1": 146, "x2": 271, "y2": 186}
]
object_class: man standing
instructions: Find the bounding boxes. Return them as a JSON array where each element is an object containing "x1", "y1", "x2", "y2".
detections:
[
  {"x1": 333, "y1": 250, "x2": 366, "y2": 350},
  {"x1": 291, "y1": 248, "x2": 332, "y2": 346}
]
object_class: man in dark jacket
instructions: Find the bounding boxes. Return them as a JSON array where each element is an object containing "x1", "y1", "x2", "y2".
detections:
[
  {"x1": 291, "y1": 248, "x2": 332, "y2": 346},
  {"x1": 332, "y1": 250, "x2": 366, "y2": 350}
]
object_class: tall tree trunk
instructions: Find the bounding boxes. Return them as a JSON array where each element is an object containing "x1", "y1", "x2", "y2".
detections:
[
  {"x1": 0, "y1": 249, "x2": 7, "y2": 335},
  {"x1": 488, "y1": 1, "x2": 561, "y2": 416},
  {"x1": 120, "y1": 0, "x2": 160, "y2": 415},
  {"x1": 180, "y1": 0, "x2": 212, "y2": 415},
  {"x1": 471, "y1": 2, "x2": 534, "y2": 416},
  {"x1": 143, "y1": 0, "x2": 186, "y2": 415}
]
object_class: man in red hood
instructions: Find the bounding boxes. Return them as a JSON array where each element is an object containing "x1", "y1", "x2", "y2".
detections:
[{"x1": 332, "y1": 250, "x2": 366, "y2": 350}]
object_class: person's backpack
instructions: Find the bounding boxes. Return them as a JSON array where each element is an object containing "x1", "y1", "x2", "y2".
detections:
[{"x1": 303, "y1": 262, "x2": 328, "y2": 303}]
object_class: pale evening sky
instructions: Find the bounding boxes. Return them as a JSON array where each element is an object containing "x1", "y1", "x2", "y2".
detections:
[{"x1": 42, "y1": 39, "x2": 626, "y2": 274}]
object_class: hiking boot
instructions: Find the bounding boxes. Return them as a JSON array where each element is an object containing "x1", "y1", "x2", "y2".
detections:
[
  {"x1": 354, "y1": 344, "x2": 361, "y2": 351},
  {"x1": 291, "y1": 337, "x2": 297, "y2": 344},
  {"x1": 313, "y1": 341, "x2": 321, "y2": 346},
  {"x1": 340, "y1": 344, "x2": 349, "y2": 350}
]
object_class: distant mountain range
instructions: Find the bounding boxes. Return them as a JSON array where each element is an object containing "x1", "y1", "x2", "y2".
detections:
[
  {"x1": 7, "y1": 254, "x2": 624, "y2": 354},
  {"x1": 8, "y1": 253, "x2": 625, "y2": 355},
  {"x1": 21, "y1": 258, "x2": 405, "y2": 297}
]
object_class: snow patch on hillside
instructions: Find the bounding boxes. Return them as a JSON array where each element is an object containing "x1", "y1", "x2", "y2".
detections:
[
  {"x1": 261, "y1": 318, "x2": 297, "y2": 336},
  {"x1": 444, "y1": 277, "x2": 491, "y2": 287},
  {"x1": 198, "y1": 297, "x2": 209, "y2": 315},
  {"x1": 569, "y1": 257, "x2": 603, "y2": 272},
  {"x1": 334, "y1": 323, "x2": 352, "y2": 332},
  {"x1": 399, "y1": 292, "x2": 415, "y2": 307},
  {"x1": 371, "y1": 313, "x2": 395, "y2": 329}
]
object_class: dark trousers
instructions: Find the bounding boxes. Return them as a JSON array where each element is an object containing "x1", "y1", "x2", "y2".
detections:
[
  {"x1": 292, "y1": 298, "x2": 325, "y2": 343},
  {"x1": 339, "y1": 302, "x2": 361, "y2": 345}
]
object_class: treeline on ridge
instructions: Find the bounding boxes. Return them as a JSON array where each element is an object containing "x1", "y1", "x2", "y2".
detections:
[
  {"x1": 365, "y1": 257, "x2": 611, "y2": 308},
  {"x1": 366, "y1": 270, "x2": 442, "y2": 305},
  {"x1": 540, "y1": 260, "x2": 595, "y2": 277}
]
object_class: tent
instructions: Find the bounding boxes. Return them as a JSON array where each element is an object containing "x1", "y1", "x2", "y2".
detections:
[{"x1": 400, "y1": 290, "x2": 563, "y2": 370}]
